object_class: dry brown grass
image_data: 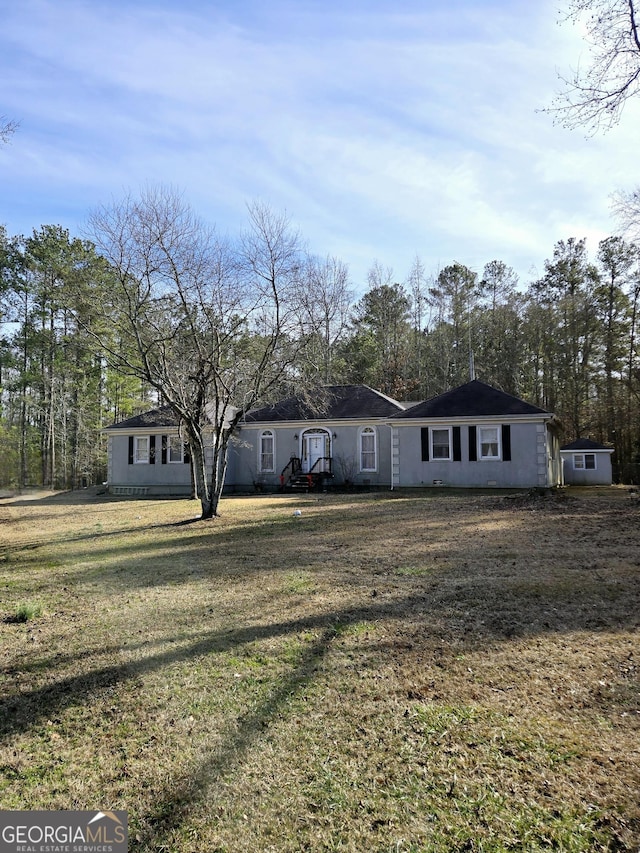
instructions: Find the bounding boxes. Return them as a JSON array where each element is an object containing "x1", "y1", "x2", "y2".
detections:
[{"x1": 0, "y1": 486, "x2": 639, "y2": 851}]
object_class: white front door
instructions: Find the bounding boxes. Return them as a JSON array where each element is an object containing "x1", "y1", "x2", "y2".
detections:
[{"x1": 302, "y1": 431, "x2": 330, "y2": 473}]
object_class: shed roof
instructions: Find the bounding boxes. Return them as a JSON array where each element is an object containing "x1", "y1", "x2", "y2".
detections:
[
  {"x1": 244, "y1": 385, "x2": 405, "y2": 422},
  {"x1": 561, "y1": 438, "x2": 613, "y2": 451},
  {"x1": 392, "y1": 380, "x2": 550, "y2": 419}
]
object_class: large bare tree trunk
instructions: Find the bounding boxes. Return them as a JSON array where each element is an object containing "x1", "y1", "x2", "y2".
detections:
[{"x1": 188, "y1": 435, "x2": 214, "y2": 519}]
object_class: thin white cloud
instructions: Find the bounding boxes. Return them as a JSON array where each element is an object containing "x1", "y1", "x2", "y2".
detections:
[{"x1": 1, "y1": 0, "x2": 638, "y2": 290}]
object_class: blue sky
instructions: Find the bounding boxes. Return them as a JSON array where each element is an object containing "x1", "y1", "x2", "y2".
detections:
[{"x1": 1, "y1": 0, "x2": 638, "y2": 292}]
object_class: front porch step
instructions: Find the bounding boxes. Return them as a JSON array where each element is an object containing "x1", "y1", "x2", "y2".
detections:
[{"x1": 285, "y1": 472, "x2": 332, "y2": 492}]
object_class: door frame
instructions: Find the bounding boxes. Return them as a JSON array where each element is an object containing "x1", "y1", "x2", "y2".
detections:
[{"x1": 301, "y1": 428, "x2": 331, "y2": 473}]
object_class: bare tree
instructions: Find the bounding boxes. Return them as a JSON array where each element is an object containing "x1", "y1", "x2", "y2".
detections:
[
  {"x1": 84, "y1": 188, "x2": 304, "y2": 518},
  {"x1": 0, "y1": 116, "x2": 18, "y2": 144},
  {"x1": 549, "y1": 4, "x2": 640, "y2": 249},
  {"x1": 405, "y1": 255, "x2": 428, "y2": 397},
  {"x1": 295, "y1": 254, "x2": 353, "y2": 383},
  {"x1": 549, "y1": 0, "x2": 640, "y2": 131},
  {"x1": 612, "y1": 186, "x2": 640, "y2": 242}
]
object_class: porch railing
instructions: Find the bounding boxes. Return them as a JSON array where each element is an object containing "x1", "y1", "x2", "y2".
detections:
[
  {"x1": 280, "y1": 456, "x2": 302, "y2": 488},
  {"x1": 279, "y1": 455, "x2": 333, "y2": 490},
  {"x1": 308, "y1": 457, "x2": 333, "y2": 476}
]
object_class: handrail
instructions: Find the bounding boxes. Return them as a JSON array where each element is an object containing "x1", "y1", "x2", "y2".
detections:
[
  {"x1": 308, "y1": 456, "x2": 333, "y2": 476},
  {"x1": 280, "y1": 456, "x2": 302, "y2": 487},
  {"x1": 280, "y1": 456, "x2": 333, "y2": 490}
]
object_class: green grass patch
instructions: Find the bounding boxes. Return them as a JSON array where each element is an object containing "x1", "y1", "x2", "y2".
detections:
[
  {"x1": 394, "y1": 564, "x2": 436, "y2": 577},
  {"x1": 10, "y1": 601, "x2": 43, "y2": 622},
  {"x1": 282, "y1": 570, "x2": 315, "y2": 594}
]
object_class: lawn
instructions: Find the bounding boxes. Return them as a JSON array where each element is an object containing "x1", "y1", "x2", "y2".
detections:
[{"x1": 0, "y1": 487, "x2": 639, "y2": 852}]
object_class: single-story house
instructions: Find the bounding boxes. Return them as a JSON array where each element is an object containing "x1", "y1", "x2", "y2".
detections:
[
  {"x1": 103, "y1": 380, "x2": 563, "y2": 495},
  {"x1": 560, "y1": 438, "x2": 614, "y2": 486}
]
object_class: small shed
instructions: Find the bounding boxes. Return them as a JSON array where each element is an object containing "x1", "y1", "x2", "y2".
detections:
[{"x1": 560, "y1": 438, "x2": 614, "y2": 486}]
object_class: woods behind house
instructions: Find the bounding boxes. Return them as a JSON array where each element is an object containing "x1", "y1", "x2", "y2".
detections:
[{"x1": 1, "y1": 212, "x2": 639, "y2": 491}]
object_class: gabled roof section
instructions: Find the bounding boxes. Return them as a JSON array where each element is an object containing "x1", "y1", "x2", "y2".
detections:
[
  {"x1": 105, "y1": 406, "x2": 181, "y2": 431},
  {"x1": 244, "y1": 385, "x2": 405, "y2": 422},
  {"x1": 104, "y1": 402, "x2": 238, "y2": 432},
  {"x1": 392, "y1": 380, "x2": 551, "y2": 419},
  {"x1": 561, "y1": 438, "x2": 613, "y2": 451}
]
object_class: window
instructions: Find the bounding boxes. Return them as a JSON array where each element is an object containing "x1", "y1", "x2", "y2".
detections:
[
  {"x1": 260, "y1": 430, "x2": 275, "y2": 472},
  {"x1": 469, "y1": 425, "x2": 511, "y2": 462},
  {"x1": 160, "y1": 435, "x2": 190, "y2": 464},
  {"x1": 168, "y1": 435, "x2": 184, "y2": 463},
  {"x1": 431, "y1": 428, "x2": 451, "y2": 460},
  {"x1": 574, "y1": 453, "x2": 596, "y2": 470},
  {"x1": 360, "y1": 427, "x2": 377, "y2": 471},
  {"x1": 134, "y1": 436, "x2": 149, "y2": 464},
  {"x1": 479, "y1": 426, "x2": 500, "y2": 460}
]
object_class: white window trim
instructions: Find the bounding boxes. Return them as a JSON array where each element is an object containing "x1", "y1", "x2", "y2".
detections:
[
  {"x1": 573, "y1": 453, "x2": 596, "y2": 470},
  {"x1": 359, "y1": 426, "x2": 377, "y2": 472},
  {"x1": 430, "y1": 426, "x2": 452, "y2": 461},
  {"x1": 168, "y1": 435, "x2": 184, "y2": 464},
  {"x1": 134, "y1": 436, "x2": 149, "y2": 464},
  {"x1": 478, "y1": 426, "x2": 501, "y2": 461},
  {"x1": 259, "y1": 430, "x2": 275, "y2": 473}
]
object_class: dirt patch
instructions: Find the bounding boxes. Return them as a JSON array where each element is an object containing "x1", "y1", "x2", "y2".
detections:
[{"x1": 494, "y1": 485, "x2": 577, "y2": 509}]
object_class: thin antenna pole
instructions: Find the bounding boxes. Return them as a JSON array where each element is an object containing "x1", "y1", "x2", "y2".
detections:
[{"x1": 468, "y1": 294, "x2": 475, "y2": 380}]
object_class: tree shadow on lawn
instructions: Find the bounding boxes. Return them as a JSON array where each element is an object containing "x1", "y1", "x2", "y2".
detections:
[
  {"x1": 0, "y1": 628, "x2": 204, "y2": 679},
  {"x1": 1, "y1": 566, "x2": 638, "y2": 746},
  {"x1": 4, "y1": 491, "x2": 640, "y2": 641},
  {"x1": 0, "y1": 487, "x2": 606, "y2": 569},
  {"x1": 0, "y1": 596, "x2": 423, "y2": 742},
  {"x1": 21, "y1": 494, "x2": 639, "y2": 627},
  {"x1": 0, "y1": 490, "x2": 553, "y2": 569},
  {"x1": 1, "y1": 494, "x2": 339, "y2": 575},
  {"x1": 2, "y1": 492, "x2": 639, "y2": 845},
  {"x1": 133, "y1": 623, "x2": 340, "y2": 849},
  {"x1": 2, "y1": 516, "x2": 191, "y2": 557},
  {"x1": 2, "y1": 578, "x2": 639, "y2": 847},
  {"x1": 0, "y1": 488, "x2": 160, "y2": 507},
  {"x1": 0, "y1": 504, "x2": 372, "y2": 586}
]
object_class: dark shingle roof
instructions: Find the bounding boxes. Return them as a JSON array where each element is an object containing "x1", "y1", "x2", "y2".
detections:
[
  {"x1": 244, "y1": 385, "x2": 405, "y2": 422},
  {"x1": 561, "y1": 438, "x2": 612, "y2": 451},
  {"x1": 105, "y1": 407, "x2": 181, "y2": 430},
  {"x1": 393, "y1": 380, "x2": 550, "y2": 419}
]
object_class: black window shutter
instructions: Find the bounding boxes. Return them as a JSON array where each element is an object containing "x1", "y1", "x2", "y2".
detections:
[
  {"x1": 184, "y1": 443, "x2": 191, "y2": 464},
  {"x1": 468, "y1": 426, "x2": 477, "y2": 461},
  {"x1": 128, "y1": 436, "x2": 134, "y2": 465},
  {"x1": 421, "y1": 427, "x2": 429, "y2": 461},
  {"x1": 453, "y1": 426, "x2": 461, "y2": 461},
  {"x1": 149, "y1": 435, "x2": 156, "y2": 464},
  {"x1": 161, "y1": 435, "x2": 167, "y2": 464},
  {"x1": 502, "y1": 424, "x2": 511, "y2": 461}
]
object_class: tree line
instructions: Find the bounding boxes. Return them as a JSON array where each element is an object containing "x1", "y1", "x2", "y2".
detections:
[{"x1": 1, "y1": 195, "x2": 639, "y2": 500}]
